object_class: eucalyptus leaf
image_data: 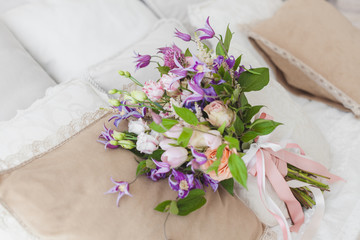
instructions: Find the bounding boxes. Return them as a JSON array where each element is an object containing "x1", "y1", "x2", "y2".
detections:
[{"x1": 228, "y1": 153, "x2": 248, "y2": 189}]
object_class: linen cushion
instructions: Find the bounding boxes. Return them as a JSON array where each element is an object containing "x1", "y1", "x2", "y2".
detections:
[
  {"x1": 0, "y1": 20, "x2": 55, "y2": 121},
  {"x1": 0, "y1": 113, "x2": 265, "y2": 240},
  {"x1": 1, "y1": 0, "x2": 158, "y2": 83},
  {"x1": 248, "y1": 0, "x2": 360, "y2": 117}
]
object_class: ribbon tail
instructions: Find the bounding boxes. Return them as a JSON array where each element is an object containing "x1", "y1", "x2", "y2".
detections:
[{"x1": 264, "y1": 151, "x2": 304, "y2": 232}]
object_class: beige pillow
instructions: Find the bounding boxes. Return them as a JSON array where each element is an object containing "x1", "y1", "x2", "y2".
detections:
[
  {"x1": 0, "y1": 112, "x2": 265, "y2": 240},
  {"x1": 248, "y1": 0, "x2": 360, "y2": 117}
]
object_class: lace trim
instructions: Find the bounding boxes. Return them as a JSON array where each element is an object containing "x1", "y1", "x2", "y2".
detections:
[
  {"x1": 0, "y1": 110, "x2": 107, "y2": 238},
  {"x1": 247, "y1": 30, "x2": 360, "y2": 117}
]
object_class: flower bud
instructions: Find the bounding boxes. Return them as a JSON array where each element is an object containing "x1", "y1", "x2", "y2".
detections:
[
  {"x1": 108, "y1": 89, "x2": 118, "y2": 95},
  {"x1": 119, "y1": 70, "x2": 125, "y2": 76},
  {"x1": 112, "y1": 131, "x2": 126, "y2": 141},
  {"x1": 130, "y1": 90, "x2": 147, "y2": 102},
  {"x1": 125, "y1": 71, "x2": 131, "y2": 77},
  {"x1": 108, "y1": 99, "x2": 121, "y2": 107},
  {"x1": 118, "y1": 140, "x2": 136, "y2": 149},
  {"x1": 109, "y1": 140, "x2": 119, "y2": 146}
]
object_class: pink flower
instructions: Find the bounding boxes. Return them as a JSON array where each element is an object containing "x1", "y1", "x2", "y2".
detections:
[
  {"x1": 164, "y1": 124, "x2": 183, "y2": 139},
  {"x1": 203, "y1": 130, "x2": 222, "y2": 149},
  {"x1": 142, "y1": 80, "x2": 164, "y2": 101},
  {"x1": 189, "y1": 126, "x2": 222, "y2": 149},
  {"x1": 159, "y1": 138, "x2": 178, "y2": 150},
  {"x1": 136, "y1": 132, "x2": 159, "y2": 154},
  {"x1": 160, "y1": 74, "x2": 180, "y2": 92},
  {"x1": 161, "y1": 147, "x2": 188, "y2": 168},
  {"x1": 185, "y1": 56, "x2": 195, "y2": 67},
  {"x1": 204, "y1": 100, "x2": 235, "y2": 127}
]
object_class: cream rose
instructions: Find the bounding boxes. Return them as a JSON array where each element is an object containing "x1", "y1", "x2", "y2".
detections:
[{"x1": 204, "y1": 100, "x2": 235, "y2": 127}]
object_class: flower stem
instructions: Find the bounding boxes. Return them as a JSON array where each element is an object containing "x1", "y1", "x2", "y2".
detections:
[{"x1": 163, "y1": 212, "x2": 170, "y2": 240}]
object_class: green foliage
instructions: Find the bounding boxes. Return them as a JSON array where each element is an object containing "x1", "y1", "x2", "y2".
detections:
[
  {"x1": 223, "y1": 25, "x2": 233, "y2": 53},
  {"x1": 169, "y1": 201, "x2": 179, "y2": 215},
  {"x1": 177, "y1": 127, "x2": 193, "y2": 147},
  {"x1": 173, "y1": 106, "x2": 199, "y2": 126},
  {"x1": 162, "y1": 119, "x2": 178, "y2": 130},
  {"x1": 228, "y1": 153, "x2": 248, "y2": 189},
  {"x1": 146, "y1": 159, "x2": 156, "y2": 169},
  {"x1": 184, "y1": 48, "x2": 192, "y2": 57},
  {"x1": 149, "y1": 121, "x2": 167, "y2": 133},
  {"x1": 206, "y1": 159, "x2": 221, "y2": 174},
  {"x1": 233, "y1": 55, "x2": 242, "y2": 71},
  {"x1": 157, "y1": 65, "x2": 170, "y2": 76},
  {"x1": 216, "y1": 35, "x2": 226, "y2": 57},
  {"x1": 149, "y1": 149, "x2": 165, "y2": 161},
  {"x1": 216, "y1": 144, "x2": 227, "y2": 162},
  {"x1": 154, "y1": 200, "x2": 172, "y2": 212},
  {"x1": 243, "y1": 105, "x2": 264, "y2": 123},
  {"x1": 217, "y1": 122, "x2": 227, "y2": 135},
  {"x1": 249, "y1": 119, "x2": 282, "y2": 135},
  {"x1": 233, "y1": 116, "x2": 244, "y2": 135},
  {"x1": 220, "y1": 178, "x2": 234, "y2": 196},
  {"x1": 136, "y1": 160, "x2": 148, "y2": 176},
  {"x1": 224, "y1": 136, "x2": 240, "y2": 150},
  {"x1": 240, "y1": 131, "x2": 259, "y2": 143},
  {"x1": 177, "y1": 189, "x2": 207, "y2": 216},
  {"x1": 238, "y1": 68, "x2": 269, "y2": 92}
]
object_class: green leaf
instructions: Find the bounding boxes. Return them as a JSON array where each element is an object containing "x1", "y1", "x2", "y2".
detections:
[
  {"x1": 218, "y1": 65, "x2": 225, "y2": 77},
  {"x1": 224, "y1": 25, "x2": 233, "y2": 52},
  {"x1": 157, "y1": 65, "x2": 170, "y2": 76},
  {"x1": 216, "y1": 37, "x2": 226, "y2": 57},
  {"x1": 228, "y1": 153, "x2": 248, "y2": 189},
  {"x1": 136, "y1": 160, "x2": 147, "y2": 176},
  {"x1": 239, "y1": 92, "x2": 248, "y2": 106},
  {"x1": 184, "y1": 48, "x2": 192, "y2": 57},
  {"x1": 249, "y1": 119, "x2": 282, "y2": 135},
  {"x1": 233, "y1": 116, "x2": 244, "y2": 135},
  {"x1": 223, "y1": 71, "x2": 232, "y2": 83},
  {"x1": 146, "y1": 159, "x2": 156, "y2": 169},
  {"x1": 220, "y1": 178, "x2": 234, "y2": 196},
  {"x1": 206, "y1": 159, "x2": 221, "y2": 174},
  {"x1": 233, "y1": 55, "x2": 242, "y2": 71},
  {"x1": 154, "y1": 200, "x2": 172, "y2": 212},
  {"x1": 149, "y1": 149, "x2": 165, "y2": 161},
  {"x1": 217, "y1": 122, "x2": 227, "y2": 135},
  {"x1": 170, "y1": 200, "x2": 179, "y2": 215},
  {"x1": 149, "y1": 121, "x2": 167, "y2": 133},
  {"x1": 243, "y1": 105, "x2": 264, "y2": 123},
  {"x1": 173, "y1": 106, "x2": 199, "y2": 126},
  {"x1": 216, "y1": 144, "x2": 227, "y2": 161},
  {"x1": 162, "y1": 119, "x2": 178, "y2": 130},
  {"x1": 237, "y1": 68, "x2": 269, "y2": 92},
  {"x1": 177, "y1": 127, "x2": 193, "y2": 147},
  {"x1": 224, "y1": 136, "x2": 240, "y2": 150},
  {"x1": 202, "y1": 43, "x2": 211, "y2": 53},
  {"x1": 177, "y1": 189, "x2": 207, "y2": 216},
  {"x1": 241, "y1": 131, "x2": 259, "y2": 143}
]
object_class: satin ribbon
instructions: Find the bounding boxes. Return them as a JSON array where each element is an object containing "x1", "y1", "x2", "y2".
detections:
[{"x1": 242, "y1": 137, "x2": 342, "y2": 240}]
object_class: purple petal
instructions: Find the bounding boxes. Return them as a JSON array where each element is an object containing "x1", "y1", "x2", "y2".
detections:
[
  {"x1": 193, "y1": 72, "x2": 205, "y2": 86},
  {"x1": 225, "y1": 56, "x2": 235, "y2": 69},
  {"x1": 174, "y1": 28, "x2": 191, "y2": 41}
]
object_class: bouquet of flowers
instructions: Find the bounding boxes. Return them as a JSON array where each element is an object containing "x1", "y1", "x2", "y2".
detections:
[{"x1": 98, "y1": 17, "x2": 341, "y2": 239}]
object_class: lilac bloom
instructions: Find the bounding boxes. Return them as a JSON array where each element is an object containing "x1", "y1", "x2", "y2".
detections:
[
  {"x1": 225, "y1": 56, "x2": 235, "y2": 69},
  {"x1": 234, "y1": 65, "x2": 245, "y2": 79},
  {"x1": 183, "y1": 81, "x2": 218, "y2": 106},
  {"x1": 147, "y1": 159, "x2": 171, "y2": 182},
  {"x1": 194, "y1": 178, "x2": 203, "y2": 190},
  {"x1": 158, "y1": 44, "x2": 185, "y2": 69},
  {"x1": 168, "y1": 169, "x2": 195, "y2": 199},
  {"x1": 196, "y1": 17, "x2": 215, "y2": 40},
  {"x1": 98, "y1": 125, "x2": 119, "y2": 149},
  {"x1": 213, "y1": 56, "x2": 224, "y2": 72},
  {"x1": 109, "y1": 101, "x2": 147, "y2": 127},
  {"x1": 187, "y1": 147, "x2": 208, "y2": 172},
  {"x1": 202, "y1": 174, "x2": 219, "y2": 192},
  {"x1": 105, "y1": 178, "x2": 132, "y2": 206},
  {"x1": 134, "y1": 52, "x2": 151, "y2": 70},
  {"x1": 174, "y1": 28, "x2": 191, "y2": 42}
]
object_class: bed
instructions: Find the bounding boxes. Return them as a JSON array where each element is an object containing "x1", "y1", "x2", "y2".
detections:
[{"x1": 0, "y1": 0, "x2": 359, "y2": 239}]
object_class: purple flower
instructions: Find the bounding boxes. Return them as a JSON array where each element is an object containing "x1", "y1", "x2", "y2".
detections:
[
  {"x1": 225, "y1": 56, "x2": 235, "y2": 69},
  {"x1": 105, "y1": 178, "x2": 132, "y2": 206},
  {"x1": 196, "y1": 17, "x2": 215, "y2": 40},
  {"x1": 168, "y1": 170, "x2": 195, "y2": 199},
  {"x1": 187, "y1": 147, "x2": 208, "y2": 172},
  {"x1": 174, "y1": 28, "x2": 191, "y2": 42},
  {"x1": 109, "y1": 101, "x2": 147, "y2": 127},
  {"x1": 213, "y1": 56, "x2": 224, "y2": 72},
  {"x1": 147, "y1": 159, "x2": 171, "y2": 182},
  {"x1": 183, "y1": 81, "x2": 218, "y2": 106},
  {"x1": 234, "y1": 65, "x2": 245, "y2": 79},
  {"x1": 202, "y1": 174, "x2": 219, "y2": 192},
  {"x1": 134, "y1": 53, "x2": 151, "y2": 70},
  {"x1": 98, "y1": 125, "x2": 119, "y2": 149},
  {"x1": 158, "y1": 44, "x2": 185, "y2": 69}
]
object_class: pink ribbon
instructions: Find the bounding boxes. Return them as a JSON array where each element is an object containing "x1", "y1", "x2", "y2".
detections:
[{"x1": 250, "y1": 144, "x2": 343, "y2": 240}]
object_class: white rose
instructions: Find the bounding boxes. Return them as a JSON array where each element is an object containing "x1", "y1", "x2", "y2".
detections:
[
  {"x1": 204, "y1": 100, "x2": 235, "y2": 127},
  {"x1": 136, "y1": 132, "x2": 159, "y2": 154},
  {"x1": 150, "y1": 130, "x2": 165, "y2": 142},
  {"x1": 128, "y1": 118, "x2": 149, "y2": 135}
]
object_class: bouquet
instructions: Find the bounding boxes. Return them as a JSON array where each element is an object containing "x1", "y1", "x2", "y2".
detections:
[{"x1": 98, "y1": 17, "x2": 341, "y2": 239}]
